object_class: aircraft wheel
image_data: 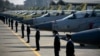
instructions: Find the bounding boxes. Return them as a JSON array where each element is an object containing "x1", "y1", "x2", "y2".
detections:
[{"x1": 80, "y1": 44, "x2": 85, "y2": 47}]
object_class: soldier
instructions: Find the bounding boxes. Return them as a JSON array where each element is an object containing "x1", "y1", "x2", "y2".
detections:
[
  {"x1": 5, "y1": 17, "x2": 8, "y2": 24},
  {"x1": 15, "y1": 21, "x2": 18, "y2": 32},
  {"x1": 54, "y1": 31, "x2": 60, "y2": 56},
  {"x1": 35, "y1": 27, "x2": 40, "y2": 51},
  {"x1": 21, "y1": 23, "x2": 24, "y2": 38},
  {"x1": 66, "y1": 34, "x2": 75, "y2": 56},
  {"x1": 26, "y1": 25, "x2": 30, "y2": 43},
  {"x1": 8, "y1": 18, "x2": 10, "y2": 27},
  {"x1": 11, "y1": 19, "x2": 13, "y2": 30}
]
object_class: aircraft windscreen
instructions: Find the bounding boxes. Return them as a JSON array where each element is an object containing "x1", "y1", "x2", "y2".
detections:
[
  {"x1": 61, "y1": 11, "x2": 88, "y2": 20},
  {"x1": 61, "y1": 11, "x2": 86, "y2": 20},
  {"x1": 75, "y1": 11, "x2": 86, "y2": 19},
  {"x1": 40, "y1": 13, "x2": 50, "y2": 17},
  {"x1": 58, "y1": 14, "x2": 73, "y2": 21},
  {"x1": 86, "y1": 10, "x2": 100, "y2": 17},
  {"x1": 29, "y1": 13, "x2": 36, "y2": 16}
]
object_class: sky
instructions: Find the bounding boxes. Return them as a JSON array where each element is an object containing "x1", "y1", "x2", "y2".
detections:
[
  {"x1": 8, "y1": 0, "x2": 25, "y2": 5},
  {"x1": 8, "y1": 0, "x2": 100, "y2": 5}
]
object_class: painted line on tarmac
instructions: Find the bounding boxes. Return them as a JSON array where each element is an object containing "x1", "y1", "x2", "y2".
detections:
[{"x1": 6, "y1": 25, "x2": 41, "y2": 56}]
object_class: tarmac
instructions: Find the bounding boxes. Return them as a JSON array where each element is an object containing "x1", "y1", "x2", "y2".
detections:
[{"x1": 0, "y1": 20, "x2": 100, "y2": 56}]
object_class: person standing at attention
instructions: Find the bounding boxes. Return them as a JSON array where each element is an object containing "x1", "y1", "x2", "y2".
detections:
[
  {"x1": 11, "y1": 19, "x2": 13, "y2": 30},
  {"x1": 26, "y1": 25, "x2": 31, "y2": 43},
  {"x1": 21, "y1": 23, "x2": 25, "y2": 38},
  {"x1": 53, "y1": 30, "x2": 60, "y2": 56},
  {"x1": 66, "y1": 34, "x2": 75, "y2": 56},
  {"x1": 35, "y1": 27, "x2": 40, "y2": 51},
  {"x1": 15, "y1": 21, "x2": 18, "y2": 32}
]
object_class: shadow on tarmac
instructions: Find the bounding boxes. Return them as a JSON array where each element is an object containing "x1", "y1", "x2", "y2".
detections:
[
  {"x1": 9, "y1": 50, "x2": 32, "y2": 52},
  {"x1": 7, "y1": 45, "x2": 99, "y2": 49},
  {"x1": 3, "y1": 42, "x2": 22, "y2": 44}
]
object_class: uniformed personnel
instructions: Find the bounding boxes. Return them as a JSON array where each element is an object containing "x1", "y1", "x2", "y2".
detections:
[
  {"x1": 66, "y1": 34, "x2": 75, "y2": 56},
  {"x1": 15, "y1": 21, "x2": 18, "y2": 32},
  {"x1": 26, "y1": 25, "x2": 30, "y2": 43},
  {"x1": 21, "y1": 23, "x2": 25, "y2": 38},
  {"x1": 54, "y1": 31, "x2": 60, "y2": 56},
  {"x1": 35, "y1": 27, "x2": 40, "y2": 51},
  {"x1": 11, "y1": 19, "x2": 13, "y2": 30}
]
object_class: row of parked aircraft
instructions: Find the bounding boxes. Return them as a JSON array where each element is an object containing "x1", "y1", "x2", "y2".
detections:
[
  {"x1": 0, "y1": 9, "x2": 100, "y2": 47},
  {"x1": 30, "y1": 10, "x2": 100, "y2": 46}
]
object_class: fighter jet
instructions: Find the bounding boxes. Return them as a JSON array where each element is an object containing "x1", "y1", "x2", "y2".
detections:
[
  {"x1": 32, "y1": 10, "x2": 100, "y2": 46},
  {"x1": 32, "y1": 10, "x2": 100, "y2": 32},
  {"x1": 70, "y1": 28, "x2": 100, "y2": 46},
  {"x1": 1, "y1": 10, "x2": 69, "y2": 26},
  {"x1": 22, "y1": 11, "x2": 69, "y2": 25}
]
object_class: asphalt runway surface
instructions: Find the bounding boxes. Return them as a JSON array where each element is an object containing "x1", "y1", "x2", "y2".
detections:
[{"x1": 0, "y1": 20, "x2": 100, "y2": 56}]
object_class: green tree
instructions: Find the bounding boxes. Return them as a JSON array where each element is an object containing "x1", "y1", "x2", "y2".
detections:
[
  {"x1": 0, "y1": 0, "x2": 4, "y2": 11},
  {"x1": 4, "y1": 0, "x2": 10, "y2": 9}
]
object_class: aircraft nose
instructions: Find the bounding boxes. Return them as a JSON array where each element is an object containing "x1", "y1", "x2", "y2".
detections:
[{"x1": 32, "y1": 22, "x2": 53, "y2": 30}]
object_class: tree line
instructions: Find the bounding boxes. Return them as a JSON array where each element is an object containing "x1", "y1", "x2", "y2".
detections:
[{"x1": 0, "y1": 0, "x2": 14, "y2": 12}]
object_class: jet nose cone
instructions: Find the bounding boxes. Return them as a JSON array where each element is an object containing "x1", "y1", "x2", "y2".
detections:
[{"x1": 32, "y1": 22, "x2": 52, "y2": 31}]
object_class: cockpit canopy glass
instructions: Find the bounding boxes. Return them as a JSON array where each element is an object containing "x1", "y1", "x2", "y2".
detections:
[
  {"x1": 63, "y1": 10, "x2": 100, "y2": 20},
  {"x1": 40, "y1": 13, "x2": 50, "y2": 17},
  {"x1": 66, "y1": 11, "x2": 87, "y2": 19}
]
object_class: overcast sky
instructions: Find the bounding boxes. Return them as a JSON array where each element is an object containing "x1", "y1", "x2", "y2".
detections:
[
  {"x1": 8, "y1": 0, "x2": 25, "y2": 5},
  {"x1": 8, "y1": 0, "x2": 100, "y2": 5}
]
